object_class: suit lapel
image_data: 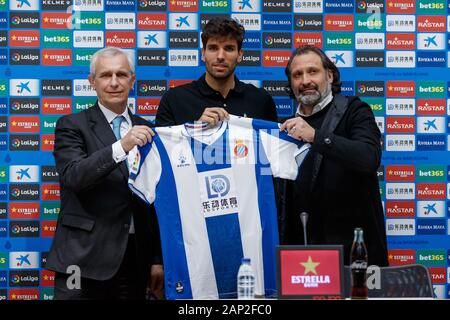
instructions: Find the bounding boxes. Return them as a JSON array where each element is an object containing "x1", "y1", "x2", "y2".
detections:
[{"x1": 88, "y1": 102, "x2": 129, "y2": 180}]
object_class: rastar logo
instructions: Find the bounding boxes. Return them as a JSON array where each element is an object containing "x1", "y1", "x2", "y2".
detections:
[
  {"x1": 386, "y1": 81, "x2": 415, "y2": 97},
  {"x1": 417, "y1": 15, "x2": 446, "y2": 32},
  {"x1": 137, "y1": 13, "x2": 167, "y2": 30},
  {"x1": 262, "y1": 50, "x2": 291, "y2": 67},
  {"x1": 9, "y1": 30, "x2": 40, "y2": 47},
  {"x1": 169, "y1": 0, "x2": 198, "y2": 11},
  {"x1": 106, "y1": 31, "x2": 136, "y2": 48},
  {"x1": 42, "y1": 49, "x2": 72, "y2": 66},
  {"x1": 41, "y1": 134, "x2": 55, "y2": 152},
  {"x1": 385, "y1": 117, "x2": 415, "y2": 133},
  {"x1": 416, "y1": 99, "x2": 446, "y2": 115},
  {"x1": 41, "y1": 12, "x2": 72, "y2": 29},
  {"x1": 41, "y1": 220, "x2": 57, "y2": 238},
  {"x1": 8, "y1": 202, "x2": 40, "y2": 219},
  {"x1": 42, "y1": 97, "x2": 72, "y2": 115},
  {"x1": 386, "y1": 0, "x2": 415, "y2": 13},
  {"x1": 416, "y1": 183, "x2": 446, "y2": 199},
  {"x1": 324, "y1": 15, "x2": 354, "y2": 31},
  {"x1": 386, "y1": 165, "x2": 415, "y2": 182},
  {"x1": 293, "y1": 32, "x2": 322, "y2": 47},
  {"x1": 386, "y1": 33, "x2": 415, "y2": 50},
  {"x1": 385, "y1": 201, "x2": 415, "y2": 218},
  {"x1": 388, "y1": 249, "x2": 416, "y2": 265},
  {"x1": 428, "y1": 267, "x2": 446, "y2": 284},
  {"x1": 9, "y1": 116, "x2": 40, "y2": 133},
  {"x1": 137, "y1": 98, "x2": 160, "y2": 115}
]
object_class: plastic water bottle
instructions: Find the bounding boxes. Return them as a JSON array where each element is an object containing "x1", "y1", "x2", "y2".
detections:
[{"x1": 237, "y1": 258, "x2": 255, "y2": 299}]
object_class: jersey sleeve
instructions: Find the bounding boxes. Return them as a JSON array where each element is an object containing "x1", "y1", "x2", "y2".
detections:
[
  {"x1": 128, "y1": 140, "x2": 162, "y2": 205},
  {"x1": 259, "y1": 122, "x2": 311, "y2": 180}
]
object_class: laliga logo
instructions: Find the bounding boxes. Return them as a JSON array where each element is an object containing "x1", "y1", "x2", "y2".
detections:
[
  {"x1": 11, "y1": 275, "x2": 20, "y2": 284},
  {"x1": 11, "y1": 225, "x2": 20, "y2": 234},
  {"x1": 11, "y1": 16, "x2": 21, "y2": 25},
  {"x1": 205, "y1": 175, "x2": 230, "y2": 199},
  {"x1": 12, "y1": 102, "x2": 21, "y2": 111},
  {"x1": 11, "y1": 53, "x2": 21, "y2": 62},
  {"x1": 11, "y1": 139, "x2": 21, "y2": 148},
  {"x1": 11, "y1": 188, "x2": 21, "y2": 197},
  {"x1": 296, "y1": 18, "x2": 305, "y2": 27},
  {"x1": 139, "y1": 84, "x2": 148, "y2": 94},
  {"x1": 357, "y1": 84, "x2": 366, "y2": 94},
  {"x1": 264, "y1": 35, "x2": 273, "y2": 45},
  {"x1": 357, "y1": 0, "x2": 366, "y2": 10}
]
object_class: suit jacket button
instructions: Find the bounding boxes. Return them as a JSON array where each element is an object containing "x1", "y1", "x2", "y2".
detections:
[{"x1": 324, "y1": 137, "x2": 332, "y2": 145}]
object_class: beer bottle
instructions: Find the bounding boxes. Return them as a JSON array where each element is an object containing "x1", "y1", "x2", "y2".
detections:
[{"x1": 350, "y1": 227, "x2": 368, "y2": 299}]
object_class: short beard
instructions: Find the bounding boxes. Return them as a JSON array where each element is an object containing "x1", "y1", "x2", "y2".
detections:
[{"x1": 296, "y1": 90, "x2": 321, "y2": 107}]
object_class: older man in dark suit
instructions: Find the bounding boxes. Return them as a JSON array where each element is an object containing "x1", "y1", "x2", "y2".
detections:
[{"x1": 46, "y1": 47, "x2": 163, "y2": 299}]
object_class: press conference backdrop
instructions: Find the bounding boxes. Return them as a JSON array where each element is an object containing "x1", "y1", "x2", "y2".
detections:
[{"x1": 0, "y1": 0, "x2": 449, "y2": 300}]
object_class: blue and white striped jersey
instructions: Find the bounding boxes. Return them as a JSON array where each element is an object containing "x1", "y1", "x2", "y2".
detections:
[{"x1": 129, "y1": 115, "x2": 309, "y2": 299}]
